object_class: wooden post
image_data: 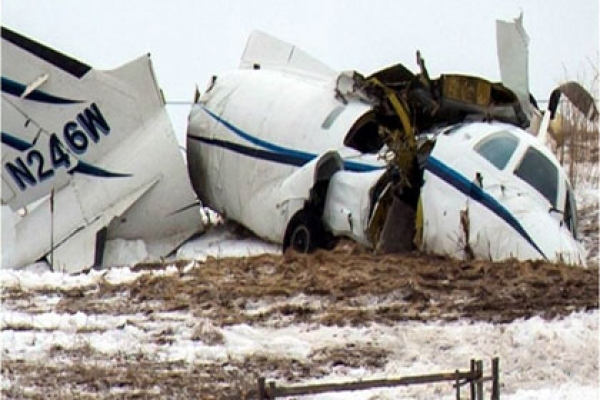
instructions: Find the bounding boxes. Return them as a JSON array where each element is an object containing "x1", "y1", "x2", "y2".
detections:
[
  {"x1": 455, "y1": 370, "x2": 461, "y2": 400},
  {"x1": 257, "y1": 377, "x2": 266, "y2": 400},
  {"x1": 252, "y1": 358, "x2": 499, "y2": 399},
  {"x1": 470, "y1": 359, "x2": 476, "y2": 400},
  {"x1": 491, "y1": 357, "x2": 500, "y2": 400},
  {"x1": 476, "y1": 360, "x2": 484, "y2": 400}
]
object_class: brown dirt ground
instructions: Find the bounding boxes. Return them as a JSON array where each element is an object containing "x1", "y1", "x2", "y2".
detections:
[
  {"x1": 51, "y1": 242, "x2": 599, "y2": 325},
  {"x1": 2, "y1": 242, "x2": 598, "y2": 399},
  {"x1": 2, "y1": 342, "x2": 388, "y2": 399}
]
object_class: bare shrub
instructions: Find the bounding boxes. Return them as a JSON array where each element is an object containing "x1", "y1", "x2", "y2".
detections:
[{"x1": 555, "y1": 72, "x2": 599, "y2": 189}]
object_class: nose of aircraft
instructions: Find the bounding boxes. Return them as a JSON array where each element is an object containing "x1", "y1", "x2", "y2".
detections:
[{"x1": 518, "y1": 209, "x2": 587, "y2": 267}]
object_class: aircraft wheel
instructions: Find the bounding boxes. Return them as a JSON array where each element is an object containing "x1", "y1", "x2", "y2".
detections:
[
  {"x1": 284, "y1": 210, "x2": 324, "y2": 253},
  {"x1": 290, "y1": 224, "x2": 312, "y2": 253}
]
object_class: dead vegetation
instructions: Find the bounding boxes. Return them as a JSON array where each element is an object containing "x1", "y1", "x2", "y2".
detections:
[
  {"x1": 579, "y1": 199, "x2": 600, "y2": 263},
  {"x1": 553, "y1": 75, "x2": 599, "y2": 188},
  {"x1": 558, "y1": 77, "x2": 600, "y2": 264},
  {"x1": 2, "y1": 341, "x2": 390, "y2": 399},
  {"x1": 5, "y1": 243, "x2": 598, "y2": 327},
  {"x1": 2, "y1": 242, "x2": 598, "y2": 399}
]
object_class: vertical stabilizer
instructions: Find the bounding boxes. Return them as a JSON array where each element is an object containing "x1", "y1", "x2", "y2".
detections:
[{"x1": 496, "y1": 13, "x2": 531, "y2": 121}]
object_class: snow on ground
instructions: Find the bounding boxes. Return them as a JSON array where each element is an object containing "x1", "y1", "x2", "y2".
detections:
[
  {"x1": 176, "y1": 222, "x2": 281, "y2": 261},
  {"x1": 1, "y1": 303, "x2": 598, "y2": 398},
  {"x1": 1, "y1": 241, "x2": 598, "y2": 399}
]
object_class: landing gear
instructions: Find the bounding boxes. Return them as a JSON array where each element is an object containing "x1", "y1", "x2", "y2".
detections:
[{"x1": 283, "y1": 209, "x2": 326, "y2": 253}]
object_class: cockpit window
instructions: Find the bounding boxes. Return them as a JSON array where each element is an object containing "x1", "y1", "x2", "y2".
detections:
[
  {"x1": 514, "y1": 146, "x2": 559, "y2": 207},
  {"x1": 474, "y1": 130, "x2": 519, "y2": 170}
]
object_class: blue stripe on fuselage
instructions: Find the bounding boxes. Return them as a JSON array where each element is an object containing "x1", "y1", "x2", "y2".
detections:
[
  {"x1": 1, "y1": 77, "x2": 83, "y2": 104},
  {"x1": 425, "y1": 156, "x2": 547, "y2": 259},
  {"x1": 193, "y1": 106, "x2": 545, "y2": 258},
  {"x1": 1, "y1": 131, "x2": 130, "y2": 179},
  {"x1": 1, "y1": 131, "x2": 33, "y2": 151},
  {"x1": 194, "y1": 106, "x2": 381, "y2": 172}
]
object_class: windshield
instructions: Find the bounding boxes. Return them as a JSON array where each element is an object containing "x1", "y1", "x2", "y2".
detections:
[
  {"x1": 474, "y1": 130, "x2": 519, "y2": 170},
  {"x1": 514, "y1": 146, "x2": 559, "y2": 207}
]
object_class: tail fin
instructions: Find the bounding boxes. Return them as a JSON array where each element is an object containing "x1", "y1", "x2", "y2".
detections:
[
  {"x1": 240, "y1": 30, "x2": 336, "y2": 78},
  {"x1": 2, "y1": 27, "x2": 203, "y2": 272},
  {"x1": 496, "y1": 13, "x2": 532, "y2": 122}
]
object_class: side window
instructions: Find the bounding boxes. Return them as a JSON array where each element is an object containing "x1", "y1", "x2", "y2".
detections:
[
  {"x1": 322, "y1": 106, "x2": 345, "y2": 129},
  {"x1": 514, "y1": 146, "x2": 559, "y2": 207},
  {"x1": 564, "y1": 186, "x2": 578, "y2": 239},
  {"x1": 474, "y1": 130, "x2": 519, "y2": 170},
  {"x1": 344, "y1": 112, "x2": 384, "y2": 154}
]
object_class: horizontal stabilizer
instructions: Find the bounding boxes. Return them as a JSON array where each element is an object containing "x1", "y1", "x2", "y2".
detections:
[
  {"x1": 49, "y1": 220, "x2": 99, "y2": 273},
  {"x1": 17, "y1": 178, "x2": 159, "y2": 273}
]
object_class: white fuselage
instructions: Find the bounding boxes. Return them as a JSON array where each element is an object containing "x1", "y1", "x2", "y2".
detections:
[
  {"x1": 187, "y1": 67, "x2": 586, "y2": 266},
  {"x1": 421, "y1": 122, "x2": 585, "y2": 265},
  {"x1": 187, "y1": 69, "x2": 385, "y2": 245}
]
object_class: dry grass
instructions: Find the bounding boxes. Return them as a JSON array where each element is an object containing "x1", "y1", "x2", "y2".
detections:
[
  {"x1": 555, "y1": 77, "x2": 599, "y2": 188},
  {"x1": 2, "y1": 243, "x2": 598, "y2": 399},
  {"x1": 4, "y1": 245, "x2": 596, "y2": 327},
  {"x1": 1, "y1": 341, "x2": 391, "y2": 399}
]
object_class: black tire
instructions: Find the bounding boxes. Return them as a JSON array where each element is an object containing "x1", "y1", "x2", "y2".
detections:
[
  {"x1": 283, "y1": 210, "x2": 324, "y2": 253},
  {"x1": 289, "y1": 224, "x2": 313, "y2": 253}
]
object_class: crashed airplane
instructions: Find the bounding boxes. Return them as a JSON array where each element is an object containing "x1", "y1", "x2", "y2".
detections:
[
  {"x1": 2, "y1": 16, "x2": 594, "y2": 273},
  {"x1": 1, "y1": 27, "x2": 204, "y2": 273},
  {"x1": 187, "y1": 23, "x2": 592, "y2": 266}
]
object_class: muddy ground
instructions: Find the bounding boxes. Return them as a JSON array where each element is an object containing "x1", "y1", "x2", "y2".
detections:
[
  {"x1": 2, "y1": 241, "x2": 598, "y2": 399},
  {"x1": 50, "y1": 245, "x2": 599, "y2": 325}
]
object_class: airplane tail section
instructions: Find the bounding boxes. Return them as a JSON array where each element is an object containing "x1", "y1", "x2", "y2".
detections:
[
  {"x1": 2, "y1": 27, "x2": 203, "y2": 272},
  {"x1": 2, "y1": 27, "x2": 159, "y2": 209},
  {"x1": 496, "y1": 13, "x2": 531, "y2": 122},
  {"x1": 240, "y1": 30, "x2": 336, "y2": 78}
]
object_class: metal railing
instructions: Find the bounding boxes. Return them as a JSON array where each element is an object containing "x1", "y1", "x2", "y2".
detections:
[{"x1": 249, "y1": 357, "x2": 500, "y2": 400}]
